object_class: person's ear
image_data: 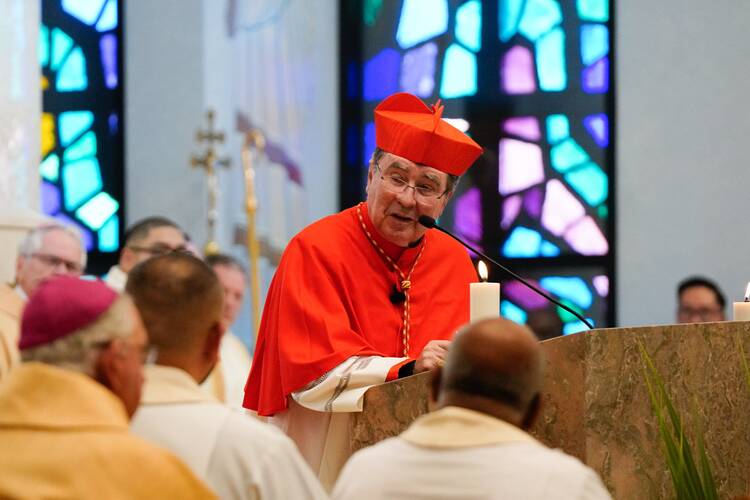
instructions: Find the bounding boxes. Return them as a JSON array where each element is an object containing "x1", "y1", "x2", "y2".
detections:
[
  {"x1": 119, "y1": 247, "x2": 135, "y2": 272},
  {"x1": 520, "y1": 393, "x2": 542, "y2": 430},
  {"x1": 95, "y1": 340, "x2": 124, "y2": 393},
  {"x1": 203, "y1": 321, "x2": 225, "y2": 363}
]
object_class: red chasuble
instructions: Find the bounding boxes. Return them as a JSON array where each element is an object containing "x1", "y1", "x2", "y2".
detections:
[{"x1": 244, "y1": 203, "x2": 477, "y2": 416}]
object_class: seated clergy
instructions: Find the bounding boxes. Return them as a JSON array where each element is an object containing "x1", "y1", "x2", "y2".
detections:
[
  {"x1": 0, "y1": 276, "x2": 214, "y2": 499},
  {"x1": 333, "y1": 318, "x2": 612, "y2": 500},
  {"x1": 1, "y1": 222, "x2": 86, "y2": 382},
  {"x1": 127, "y1": 254, "x2": 327, "y2": 500},
  {"x1": 200, "y1": 253, "x2": 253, "y2": 408}
]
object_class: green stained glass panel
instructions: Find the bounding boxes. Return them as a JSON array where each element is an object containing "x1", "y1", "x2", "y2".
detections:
[
  {"x1": 59, "y1": 111, "x2": 94, "y2": 147},
  {"x1": 40, "y1": 154, "x2": 60, "y2": 182},
  {"x1": 546, "y1": 114, "x2": 569, "y2": 143},
  {"x1": 550, "y1": 138, "x2": 589, "y2": 172},
  {"x1": 39, "y1": 25, "x2": 50, "y2": 67},
  {"x1": 499, "y1": 0, "x2": 525, "y2": 42},
  {"x1": 536, "y1": 27, "x2": 567, "y2": 91},
  {"x1": 51, "y1": 28, "x2": 73, "y2": 71},
  {"x1": 98, "y1": 215, "x2": 119, "y2": 251},
  {"x1": 518, "y1": 0, "x2": 562, "y2": 42},
  {"x1": 57, "y1": 46, "x2": 88, "y2": 91},
  {"x1": 63, "y1": 157, "x2": 102, "y2": 210},
  {"x1": 76, "y1": 192, "x2": 118, "y2": 230},
  {"x1": 564, "y1": 162, "x2": 608, "y2": 206},
  {"x1": 455, "y1": 0, "x2": 482, "y2": 52},
  {"x1": 95, "y1": 0, "x2": 118, "y2": 31},
  {"x1": 63, "y1": 131, "x2": 97, "y2": 163},
  {"x1": 439, "y1": 44, "x2": 477, "y2": 98},
  {"x1": 577, "y1": 0, "x2": 609, "y2": 22}
]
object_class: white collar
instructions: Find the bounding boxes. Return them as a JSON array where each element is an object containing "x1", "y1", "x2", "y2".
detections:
[
  {"x1": 141, "y1": 365, "x2": 218, "y2": 405},
  {"x1": 400, "y1": 406, "x2": 539, "y2": 449}
]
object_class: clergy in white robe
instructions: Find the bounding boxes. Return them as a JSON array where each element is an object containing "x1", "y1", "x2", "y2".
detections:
[
  {"x1": 127, "y1": 253, "x2": 327, "y2": 500},
  {"x1": 333, "y1": 318, "x2": 612, "y2": 500}
]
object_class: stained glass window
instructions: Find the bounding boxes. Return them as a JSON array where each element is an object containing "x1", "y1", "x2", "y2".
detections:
[
  {"x1": 41, "y1": 0, "x2": 124, "y2": 273},
  {"x1": 341, "y1": 0, "x2": 614, "y2": 335}
]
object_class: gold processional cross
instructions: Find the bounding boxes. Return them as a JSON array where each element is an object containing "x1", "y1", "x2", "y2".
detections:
[{"x1": 191, "y1": 109, "x2": 231, "y2": 255}]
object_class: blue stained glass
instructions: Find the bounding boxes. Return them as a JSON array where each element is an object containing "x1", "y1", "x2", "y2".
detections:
[
  {"x1": 346, "y1": 125, "x2": 359, "y2": 165},
  {"x1": 582, "y1": 57, "x2": 609, "y2": 93},
  {"x1": 62, "y1": 0, "x2": 106, "y2": 25},
  {"x1": 41, "y1": 182, "x2": 61, "y2": 214},
  {"x1": 577, "y1": 0, "x2": 609, "y2": 22},
  {"x1": 540, "y1": 276, "x2": 593, "y2": 308},
  {"x1": 96, "y1": 0, "x2": 118, "y2": 31},
  {"x1": 502, "y1": 300, "x2": 528, "y2": 324},
  {"x1": 584, "y1": 113, "x2": 609, "y2": 147},
  {"x1": 100, "y1": 34, "x2": 118, "y2": 89},
  {"x1": 546, "y1": 114, "x2": 569, "y2": 144},
  {"x1": 63, "y1": 158, "x2": 102, "y2": 210},
  {"x1": 59, "y1": 111, "x2": 94, "y2": 147},
  {"x1": 76, "y1": 192, "x2": 118, "y2": 230},
  {"x1": 518, "y1": 0, "x2": 563, "y2": 42},
  {"x1": 563, "y1": 320, "x2": 591, "y2": 335},
  {"x1": 550, "y1": 138, "x2": 589, "y2": 172},
  {"x1": 363, "y1": 122, "x2": 376, "y2": 168},
  {"x1": 63, "y1": 131, "x2": 97, "y2": 163},
  {"x1": 98, "y1": 215, "x2": 119, "y2": 251},
  {"x1": 456, "y1": 0, "x2": 482, "y2": 52},
  {"x1": 503, "y1": 226, "x2": 542, "y2": 257},
  {"x1": 541, "y1": 241, "x2": 560, "y2": 256},
  {"x1": 39, "y1": 26, "x2": 50, "y2": 67},
  {"x1": 536, "y1": 28, "x2": 566, "y2": 91},
  {"x1": 40, "y1": 154, "x2": 60, "y2": 182},
  {"x1": 57, "y1": 47, "x2": 88, "y2": 91},
  {"x1": 440, "y1": 44, "x2": 478, "y2": 98},
  {"x1": 499, "y1": 0, "x2": 525, "y2": 42},
  {"x1": 580, "y1": 24, "x2": 608, "y2": 66},
  {"x1": 51, "y1": 28, "x2": 73, "y2": 71},
  {"x1": 565, "y1": 162, "x2": 608, "y2": 206},
  {"x1": 400, "y1": 42, "x2": 438, "y2": 97},
  {"x1": 363, "y1": 49, "x2": 401, "y2": 101},
  {"x1": 396, "y1": 0, "x2": 449, "y2": 49}
]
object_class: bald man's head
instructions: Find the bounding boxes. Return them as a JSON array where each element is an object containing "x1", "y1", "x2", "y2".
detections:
[
  {"x1": 437, "y1": 318, "x2": 544, "y2": 428},
  {"x1": 125, "y1": 253, "x2": 224, "y2": 354}
]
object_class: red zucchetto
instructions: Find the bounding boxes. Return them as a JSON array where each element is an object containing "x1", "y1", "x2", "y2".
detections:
[
  {"x1": 374, "y1": 92, "x2": 483, "y2": 176},
  {"x1": 19, "y1": 276, "x2": 118, "y2": 350}
]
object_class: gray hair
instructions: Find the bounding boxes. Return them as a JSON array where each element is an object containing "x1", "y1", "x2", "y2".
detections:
[
  {"x1": 21, "y1": 295, "x2": 135, "y2": 376},
  {"x1": 369, "y1": 147, "x2": 461, "y2": 195},
  {"x1": 18, "y1": 223, "x2": 87, "y2": 268}
]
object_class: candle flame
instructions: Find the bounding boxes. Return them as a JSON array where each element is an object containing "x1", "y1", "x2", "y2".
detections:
[
  {"x1": 745, "y1": 282, "x2": 750, "y2": 302},
  {"x1": 477, "y1": 260, "x2": 488, "y2": 282}
]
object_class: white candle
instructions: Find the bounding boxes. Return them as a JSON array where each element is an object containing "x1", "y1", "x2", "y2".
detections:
[
  {"x1": 733, "y1": 282, "x2": 750, "y2": 320},
  {"x1": 470, "y1": 261, "x2": 500, "y2": 323}
]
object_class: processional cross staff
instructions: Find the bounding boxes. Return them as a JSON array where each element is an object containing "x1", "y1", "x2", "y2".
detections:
[{"x1": 191, "y1": 109, "x2": 231, "y2": 256}]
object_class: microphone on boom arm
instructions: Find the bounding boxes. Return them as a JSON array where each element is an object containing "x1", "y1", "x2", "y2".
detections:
[{"x1": 417, "y1": 215, "x2": 593, "y2": 330}]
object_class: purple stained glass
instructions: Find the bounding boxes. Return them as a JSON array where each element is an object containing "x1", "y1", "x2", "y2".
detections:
[
  {"x1": 523, "y1": 186, "x2": 544, "y2": 219},
  {"x1": 364, "y1": 48, "x2": 402, "y2": 101},
  {"x1": 108, "y1": 112, "x2": 119, "y2": 135},
  {"x1": 504, "y1": 280, "x2": 549, "y2": 310},
  {"x1": 100, "y1": 34, "x2": 118, "y2": 89},
  {"x1": 583, "y1": 113, "x2": 608, "y2": 147},
  {"x1": 593, "y1": 275, "x2": 609, "y2": 297},
  {"x1": 54, "y1": 213, "x2": 94, "y2": 251},
  {"x1": 564, "y1": 216, "x2": 609, "y2": 255},
  {"x1": 454, "y1": 186, "x2": 482, "y2": 244},
  {"x1": 501, "y1": 46, "x2": 536, "y2": 94},
  {"x1": 582, "y1": 56, "x2": 609, "y2": 94},
  {"x1": 541, "y1": 179, "x2": 585, "y2": 236},
  {"x1": 400, "y1": 42, "x2": 437, "y2": 97},
  {"x1": 503, "y1": 116, "x2": 541, "y2": 141},
  {"x1": 363, "y1": 121, "x2": 376, "y2": 167},
  {"x1": 498, "y1": 139, "x2": 544, "y2": 195},
  {"x1": 501, "y1": 194, "x2": 522, "y2": 229},
  {"x1": 41, "y1": 182, "x2": 61, "y2": 214}
]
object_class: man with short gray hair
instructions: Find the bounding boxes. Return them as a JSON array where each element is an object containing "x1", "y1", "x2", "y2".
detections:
[{"x1": 1, "y1": 222, "x2": 86, "y2": 382}]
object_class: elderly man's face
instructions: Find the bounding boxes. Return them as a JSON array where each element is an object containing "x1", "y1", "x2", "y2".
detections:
[
  {"x1": 120, "y1": 226, "x2": 187, "y2": 273},
  {"x1": 365, "y1": 152, "x2": 451, "y2": 247},
  {"x1": 213, "y1": 264, "x2": 246, "y2": 326},
  {"x1": 16, "y1": 229, "x2": 84, "y2": 296}
]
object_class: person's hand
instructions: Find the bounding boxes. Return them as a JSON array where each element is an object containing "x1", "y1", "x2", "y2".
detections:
[{"x1": 414, "y1": 340, "x2": 450, "y2": 373}]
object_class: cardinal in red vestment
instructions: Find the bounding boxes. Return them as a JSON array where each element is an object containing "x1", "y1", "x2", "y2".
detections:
[{"x1": 244, "y1": 92, "x2": 484, "y2": 490}]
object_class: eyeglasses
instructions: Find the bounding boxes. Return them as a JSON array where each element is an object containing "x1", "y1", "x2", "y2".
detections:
[
  {"x1": 375, "y1": 163, "x2": 449, "y2": 203},
  {"x1": 30, "y1": 253, "x2": 83, "y2": 274},
  {"x1": 127, "y1": 245, "x2": 189, "y2": 257},
  {"x1": 677, "y1": 306, "x2": 723, "y2": 322}
]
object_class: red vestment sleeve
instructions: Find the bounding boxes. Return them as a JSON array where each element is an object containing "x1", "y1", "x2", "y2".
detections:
[{"x1": 243, "y1": 235, "x2": 384, "y2": 416}]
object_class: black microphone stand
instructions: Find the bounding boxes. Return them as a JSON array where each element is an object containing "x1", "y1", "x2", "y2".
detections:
[{"x1": 418, "y1": 216, "x2": 593, "y2": 330}]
